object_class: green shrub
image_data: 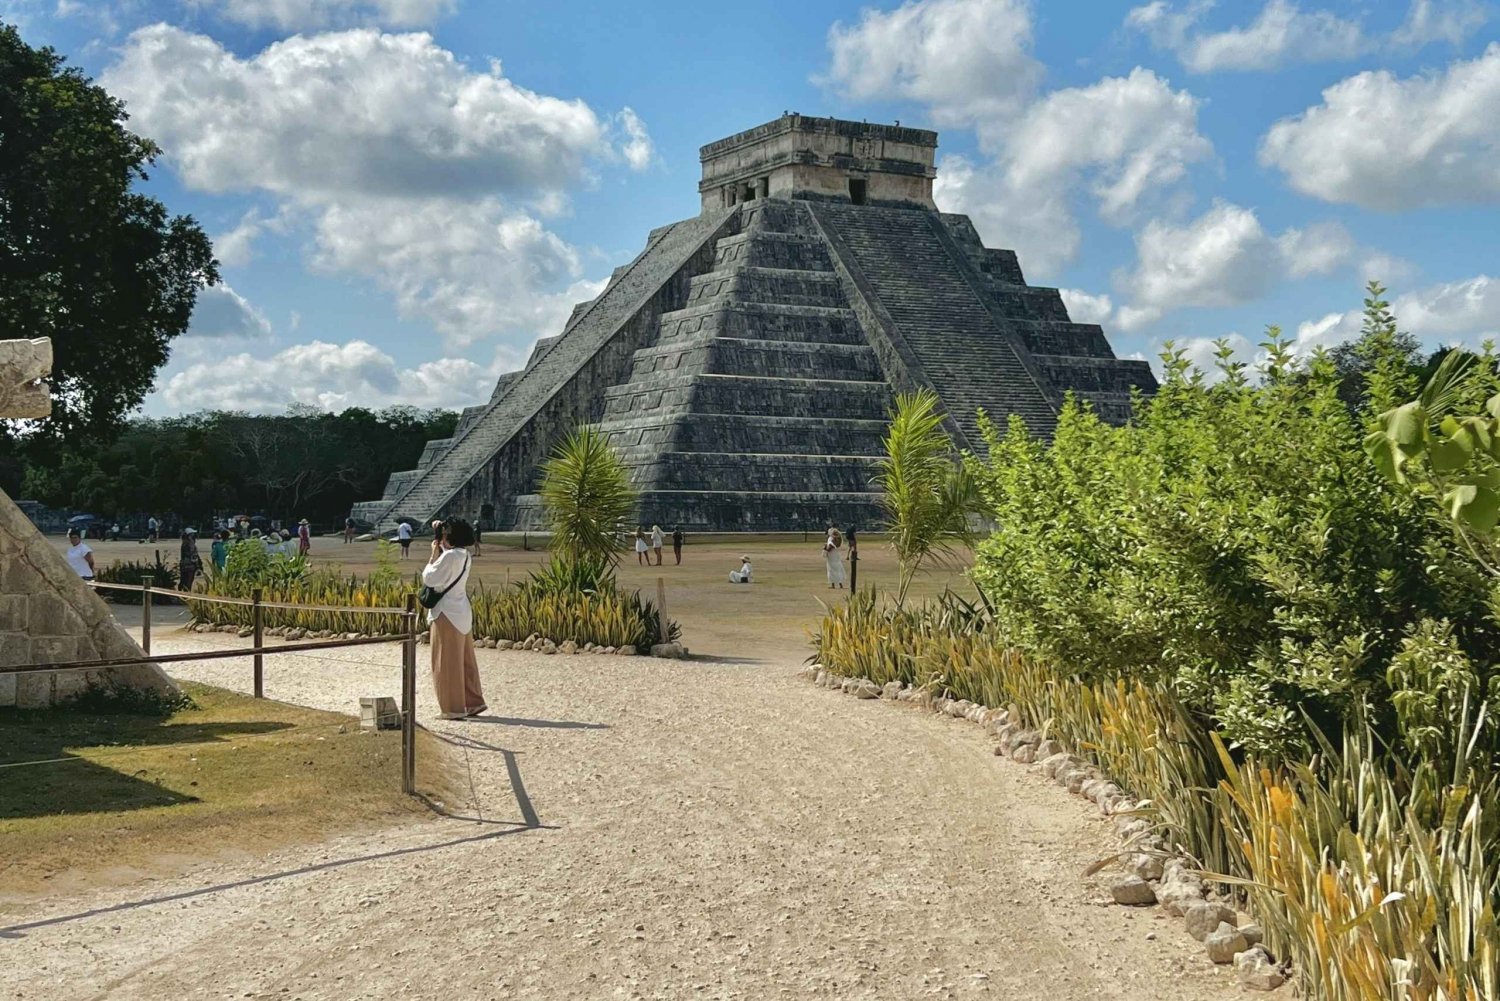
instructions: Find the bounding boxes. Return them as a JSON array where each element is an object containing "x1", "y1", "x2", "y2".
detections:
[{"x1": 95, "y1": 558, "x2": 178, "y2": 604}]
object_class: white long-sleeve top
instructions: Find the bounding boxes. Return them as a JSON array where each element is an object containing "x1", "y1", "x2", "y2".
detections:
[{"x1": 421, "y1": 546, "x2": 472, "y2": 634}]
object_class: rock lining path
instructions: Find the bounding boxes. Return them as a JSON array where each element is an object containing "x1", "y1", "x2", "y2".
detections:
[{"x1": 2, "y1": 635, "x2": 1237, "y2": 1000}]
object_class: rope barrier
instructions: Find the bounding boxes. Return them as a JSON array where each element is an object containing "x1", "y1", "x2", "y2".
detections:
[
  {"x1": 89, "y1": 580, "x2": 410, "y2": 615},
  {"x1": 0, "y1": 632, "x2": 409, "y2": 676}
]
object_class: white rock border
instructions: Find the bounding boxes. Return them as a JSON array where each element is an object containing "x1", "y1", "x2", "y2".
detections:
[{"x1": 801, "y1": 665, "x2": 1289, "y2": 993}]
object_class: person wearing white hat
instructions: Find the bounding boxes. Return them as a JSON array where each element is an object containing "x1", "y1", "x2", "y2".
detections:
[
  {"x1": 179, "y1": 527, "x2": 203, "y2": 591},
  {"x1": 729, "y1": 555, "x2": 752, "y2": 584}
]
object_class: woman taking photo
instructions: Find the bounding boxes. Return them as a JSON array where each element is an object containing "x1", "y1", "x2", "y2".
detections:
[{"x1": 422, "y1": 518, "x2": 487, "y2": 720}]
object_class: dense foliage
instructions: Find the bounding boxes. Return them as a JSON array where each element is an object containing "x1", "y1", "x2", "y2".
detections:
[
  {"x1": 969, "y1": 322, "x2": 1500, "y2": 760},
  {"x1": 4, "y1": 406, "x2": 457, "y2": 527},
  {"x1": 94, "y1": 557, "x2": 177, "y2": 604},
  {"x1": 1, "y1": 24, "x2": 217, "y2": 446}
]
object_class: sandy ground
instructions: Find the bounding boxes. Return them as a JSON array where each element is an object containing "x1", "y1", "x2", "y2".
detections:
[{"x1": 0, "y1": 632, "x2": 1239, "y2": 1001}]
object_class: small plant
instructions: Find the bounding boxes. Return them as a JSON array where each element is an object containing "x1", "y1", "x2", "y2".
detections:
[
  {"x1": 95, "y1": 559, "x2": 177, "y2": 604},
  {"x1": 540, "y1": 426, "x2": 637, "y2": 567},
  {"x1": 59, "y1": 678, "x2": 198, "y2": 715}
]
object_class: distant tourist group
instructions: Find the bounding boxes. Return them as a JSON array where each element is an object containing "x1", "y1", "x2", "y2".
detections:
[
  {"x1": 634, "y1": 525, "x2": 684, "y2": 566},
  {"x1": 729, "y1": 526, "x2": 855, "y2": 588}
]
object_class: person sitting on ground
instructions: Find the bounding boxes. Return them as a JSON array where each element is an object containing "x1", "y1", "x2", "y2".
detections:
[
  {"x1": 635, "y1": 527, "x2": 648, "y2": 566},
  {"x1": 422, "y1": 518, "x2": 486, "y2": 720},
  {"x1": 650, "y1": 524, "x2": 665, "y2": 566},
  {"x1": 179, "y1": 528, "x2": 203, "y2": 591},
  {"x1": 64, "y1": 528, "x2": 95, "y2": 581},
  {"x1": 729, "y1": 555, "x2": 753, "y2": 584}
]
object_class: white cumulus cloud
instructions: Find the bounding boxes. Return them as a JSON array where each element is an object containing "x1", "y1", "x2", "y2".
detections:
[
  {"x1": 103, "y1": 25, "x2": 652, "y2": 351},
  {"x1": 933, "y1": 69, "x2": 1213, "y2": 277},
  {"x1": 186, "y1": 284, "x2": 273, "y2": 340},
  {"x1": 1059, "y1": 288, "x2": 1115, "y2": 325},
  {"x1": 1259, "y1": 42, "x2": 1500, "y2": 209},
  {"x1": 822, "y1": 0, "x2": 1040, "y2": 141},
  {"x1": 158, "y1": 339, "x2": 505, "y2": 413},
  {"x1": 1294, "y1": 274, "x2": 1500, "y2": 353},
  {"x1": 1126, "y1": 0, "x2": 1485, "y2": 72}
]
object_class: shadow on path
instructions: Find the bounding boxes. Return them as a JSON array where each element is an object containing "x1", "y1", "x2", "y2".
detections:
[
  {"x1": 464, "y1": 715, "x2": 608, "y2": 730},
  {"x1": 0, "y1": 823, "x2": 545, "y2": 938}
]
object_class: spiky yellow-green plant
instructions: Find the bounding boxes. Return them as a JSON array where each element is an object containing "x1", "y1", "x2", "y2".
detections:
[{"x1": 540, "y1": 426, "x2": 636, "y2": 565}]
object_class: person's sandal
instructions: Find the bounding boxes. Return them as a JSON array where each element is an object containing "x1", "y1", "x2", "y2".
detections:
[
  {"x1": 465, "y1": 705, "x2": 488, "y2": 717},
  {"x1": 436, "y1": 712, "x2": 466, "y2": 720}
]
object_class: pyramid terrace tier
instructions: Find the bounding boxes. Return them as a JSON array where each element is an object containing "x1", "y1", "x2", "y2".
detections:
[
  {"x1": 598, "y1": 413, "x2": 888, "y2": 457},
  {"x1": 602, "y1": 374, "x2": 892, "y2": 422},
  {"x1": 658, "y1": 303, "x2": 868, "y2": 346},
  {"x1": 626, "y1": 336, "x2": 884, "y2": 383},
  {"x1": 621, "y1": 451, "x2": 881, "y2": 494},
  {"x1": 633, "y1": 490, "x2": 888, "y2": 533}
]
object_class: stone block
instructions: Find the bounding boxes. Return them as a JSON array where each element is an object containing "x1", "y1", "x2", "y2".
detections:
[
  {"x1": 0, "y1": 594, "x2": 27, "y2": 632},
  {"x1": 0, "y1": 671, "x2": 15, "y2": 706},
  {"x1": 31, "y1": 634, "x2": 80, "y2": 665},
  {"x1": 0, "y1": 632, "x2": 29, "y2": 667},
  {"x1": 52, "y1": 669, "x2": 89, "y2": 703},
  {"x1": 16, "y1": 672, "x2": 53, "y2": 708},
  {"x1": 27, "y1": 592, "x2": 84, "y2": 637}
]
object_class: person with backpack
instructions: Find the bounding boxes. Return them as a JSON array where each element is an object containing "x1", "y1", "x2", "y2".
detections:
[{"x1": 422, "y1": 518, "x2": 486, "y2": 720}]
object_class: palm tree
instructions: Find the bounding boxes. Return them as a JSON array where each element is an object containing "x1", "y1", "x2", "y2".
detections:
[
  {"x1": 877, "y1": 389, "x2": 978, "y2": 607},
  {"x1": 539, "y1": 427, "x2": 636, "y2": 566}
]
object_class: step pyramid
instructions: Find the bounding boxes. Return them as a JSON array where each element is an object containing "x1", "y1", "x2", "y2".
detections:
[{"x1": 353, "y1": 115, "x2": 1155, "y2": 534}]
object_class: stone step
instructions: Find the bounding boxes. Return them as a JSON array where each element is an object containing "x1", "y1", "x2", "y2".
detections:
[
  {"x1": 626, "y1": 335, "x2": 883, "y2": 383},
  {"x1": 595, "y1": 413, "x2": 888, "y2": 457},
  {"x1": 685, "y1": 267, "x2": 846, "y2": 308},
  {"x1": 602, "y1": 373, "x2": 892, "y2": 422},
  {"x1": 658, "y1": 302, "x2": 865, "y2": 346},
  {"x1": 625, "y1": 451, "x2": 881, "y2": 493}
]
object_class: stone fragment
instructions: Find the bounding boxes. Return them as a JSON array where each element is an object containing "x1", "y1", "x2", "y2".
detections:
[
  {"x1": 1204, "y1": 922, "x2": 1249, "y2": 964},
  {"x1": 1010, "y1": 742, "x2": 1037, "y2": 764},
  {"x1": 882, "y1": 681, "x2": 903, "y2": 700},
  {"x1": 649, "y1": 642, "x2": 686, "y2": 658},
  {"x1": 616, "y1": 645, "x2": 636, "y2": 656},
  {"x1": 1110, "y1": 877, "x2": 1157, "y2": 906},
  {"x1": 814, "y1": 670, "x2": 829, "y2": 687},
  {"x1": 1039, "y1": 752, "x2": 1074, "y2": 780},
  {"x1": 559, "y1": 640, "x2": 578, "y2": 655},
  {"x1": 602, "y1": 646, "x2": 615, "y2": 655},
  {"x1": 1035, "y1": 738, "x2": 1062, "y2": 759},
  {"x1": 540, "y1": 640, "x2": 558, "y2": 655},
  {"x1": 1124, "y1": 853, "x2": 1164, "y2": 882},
  {"x1": 496, "y1": 639, "x2": 513, "y2": 650},
  {"x1": 1183, "y1": 901, "x2": 1238, "y2": 941},
  {"x1": 1233, "y1": 946, "x2": 1286, "y2": 991},
  {"x1": 850, "y1": 679, "x2": 880, "y2": 699},
  {"x1": 1157, "y1": 875, "x2": 1205, "y2": 917},
  {"x1": 1239, "y1": 923, "x2": 1263, "y2": 947}
]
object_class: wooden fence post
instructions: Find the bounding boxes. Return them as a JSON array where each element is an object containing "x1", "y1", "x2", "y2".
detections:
[
  {"x1": 849, "y1": 550, "x2": 859, "y2": 593},
  {"x1": 141, "y1": 583, "x2": 152, "y2": 656},
  {"x1": 656, "y1": 576, "x2": 667, "y2": 646},
  {"x1": 402, "y1": 592, "x2": 417, "y2": 795},
  {"x1": 252, "y1": 587, "x2": 264, "y2": 698}
]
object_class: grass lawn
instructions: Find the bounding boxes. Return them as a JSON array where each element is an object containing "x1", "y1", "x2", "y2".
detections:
[
  {"x1": 0, "y1": 681, "x2": 442, "y2": 906},
  {"x1": 68, "y1": 535, "x2": 975, "y2": 662}
]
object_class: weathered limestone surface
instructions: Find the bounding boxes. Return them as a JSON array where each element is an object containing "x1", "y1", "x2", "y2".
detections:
[
  {"x1": 353, "y1": 115, "x2": 1156, "y2": 533},
  {"x1": 0, "y1": 336, "x2": 176, "y2": 706},
  {"x1": 0, "y1": 337, "x2": 52, "y2": 418}
]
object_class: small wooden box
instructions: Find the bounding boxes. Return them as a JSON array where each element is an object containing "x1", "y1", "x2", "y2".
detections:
[{"x1": 359, "y1": 696, "x2": 400, "y2": 730}]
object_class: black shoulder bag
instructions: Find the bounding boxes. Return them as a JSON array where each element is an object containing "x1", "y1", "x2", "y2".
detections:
[{"x1": 418, "y1": 554, "x2": 469, "y2": 610}]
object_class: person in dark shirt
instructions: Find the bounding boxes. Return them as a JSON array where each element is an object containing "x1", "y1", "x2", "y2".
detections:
[{"x1": 672, "y1": 526, "x2": 684, "y2": 565}]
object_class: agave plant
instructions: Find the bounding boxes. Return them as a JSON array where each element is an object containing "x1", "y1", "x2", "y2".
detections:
[
  {"x1": 876, "y1": 389, "x2": 981, "y2": 607},
  {"x1": 540, "y1": 426, "x2": 636, "y2": 566}
]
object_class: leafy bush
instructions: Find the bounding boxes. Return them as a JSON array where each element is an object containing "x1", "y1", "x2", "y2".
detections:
[
  {"x1": 968, "y1": 326, "x2": 1500, "y2": 761},
  {"x1": 95, "y1": 558, "x2": 177, "y2": 604}
]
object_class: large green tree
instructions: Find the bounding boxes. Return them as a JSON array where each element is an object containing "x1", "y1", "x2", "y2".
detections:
[{"x1": 1, "y1": 23, "x2": 217, "y2": 444}]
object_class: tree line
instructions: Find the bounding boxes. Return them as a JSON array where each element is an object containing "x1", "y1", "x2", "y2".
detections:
[{"x1": 0, "y1": 406, "x2": 457, "y2": 530}]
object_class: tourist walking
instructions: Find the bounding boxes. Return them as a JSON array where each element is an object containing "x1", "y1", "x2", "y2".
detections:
[
  {"x1": 672, "y1": 525, "x2": 683, "y2": 565},
  {"x1": 64, "y1": 529, "x2": 95, "y2": 580},
  {"x1": 729, "y1": 554, "x2": 753, "y2": 584},
  {"x1": 423, "y1": 518, "x2": 486, "y2": 720},
  {"x1": 344, "y1": 517, "x2": 355, "y2": 544},
  {"x1": 650, "y1": 524, "x2": 664, "y2": 566},
  {"x1": 210, "y1": 530, "x2": 229, "y2": 573},
  {"x1": 297, "y1": 518, "x2": 311, "y2": 556},
  {"x1": 397, "y1": 519, "x2": 413, "y2": 559},
  {"x1": 635, "y1": 527, "x2": 648, "y2": 566},
  {"x1": 824, "y1": 527, "x2": 846, "y2": 589},
  {"x1": 179, "y1": 528, "x2": 202, "y2": 591},
  {"x1": 146, "y1": 515, "x2": 159, "y2": 542}
]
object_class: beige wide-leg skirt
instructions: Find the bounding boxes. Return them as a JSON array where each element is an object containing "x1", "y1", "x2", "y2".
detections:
[{"x1": 430, "y1": 614, "x2": 486, "y2": 716}]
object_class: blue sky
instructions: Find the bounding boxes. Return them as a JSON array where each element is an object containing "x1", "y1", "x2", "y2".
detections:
[{"x1": 4, "y1": 0, "x2": 1498, "y2": 414}]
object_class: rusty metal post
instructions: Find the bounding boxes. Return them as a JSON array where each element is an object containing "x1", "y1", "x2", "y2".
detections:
[
  {"x1": 141, "y1": 583, "x2": 153, "y2": 656},
  {"x1": 252, "y1": 587, "x2": 264, "y2": 698},
  {"x1": 402, "y1": 592, "x2": 417, "y2": 794}
]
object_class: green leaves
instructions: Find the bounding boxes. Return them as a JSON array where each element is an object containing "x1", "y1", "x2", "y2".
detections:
[
  {"x1": 539, "y1": 426, "x2": 636, "y2": 566},
  {"x1": 877, "y1": 390, "x2": 981, "y2": 607}
]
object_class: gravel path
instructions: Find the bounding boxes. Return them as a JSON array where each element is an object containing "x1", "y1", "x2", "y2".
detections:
[{"x1": 2, "y1": 633, "x2": 1239, "y2": 1000}]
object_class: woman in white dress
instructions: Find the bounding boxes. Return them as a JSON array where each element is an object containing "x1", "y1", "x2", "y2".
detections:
[
  {"x1": 824, "y1": 528, "x2": 846, "y2": 589},
  {"x1": 634, "y1": 527, "x2": 649, "y2": 566}
]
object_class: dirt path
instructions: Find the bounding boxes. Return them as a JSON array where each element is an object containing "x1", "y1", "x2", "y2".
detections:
[{"x1": 1, "y1": 636, "x2": 1237, "y2": 1000}]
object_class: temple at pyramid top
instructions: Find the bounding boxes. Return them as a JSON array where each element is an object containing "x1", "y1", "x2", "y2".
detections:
[
  {"x1": 352, "y1": 116, "x2": 1156, "y2": 534},
  {"x1": 699, "y1": 114, "x2": 939, "y2": 211}
]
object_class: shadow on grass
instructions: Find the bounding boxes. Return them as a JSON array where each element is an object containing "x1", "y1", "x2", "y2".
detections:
[{"x1": 0, "y1": 710, "x2": 293, "y2": 821}]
